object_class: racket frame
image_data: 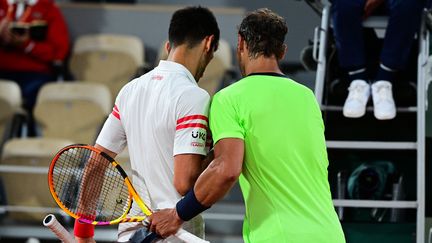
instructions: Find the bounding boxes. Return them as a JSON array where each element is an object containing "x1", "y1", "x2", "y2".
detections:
[
  {"x1": 48, "y1": 144, "x2": 151, "y2": 226},
  {"x1": 48, "y1": 144, "x2": 209, "y2": 243}
]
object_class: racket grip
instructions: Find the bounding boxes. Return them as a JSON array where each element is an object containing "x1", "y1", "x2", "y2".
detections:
[
  {"x1": 43, "y1": 214, "x2": 76, "y2": 243},
  {"x1": 174, "y1": 228, "x2": 209, "y2": 243}
]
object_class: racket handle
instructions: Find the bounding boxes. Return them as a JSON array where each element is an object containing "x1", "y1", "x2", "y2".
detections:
[
  {"x1": 174, "y1": 228, "x2": 210, "y2": 243},
  {"x1": 43, "y1": 214, "x2": 76, "y2": 243}
]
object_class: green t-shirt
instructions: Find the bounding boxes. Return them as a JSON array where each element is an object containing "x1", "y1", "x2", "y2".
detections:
[{"x1": 209, "y1": 73, "x2": 345, "y2": 243}]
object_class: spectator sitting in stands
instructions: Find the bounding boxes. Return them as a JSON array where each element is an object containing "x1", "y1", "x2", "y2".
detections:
[
  {"x1": 0, "y1": 0, "x2": 69, "y2": 135},
  {"x1": 333, "y1": 0, "x2": 425, "y2": 120}
]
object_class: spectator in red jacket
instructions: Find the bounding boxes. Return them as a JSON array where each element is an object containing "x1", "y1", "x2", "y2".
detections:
[{"x1": 0, "y1": 0, "x2": 69, "y2": 135}]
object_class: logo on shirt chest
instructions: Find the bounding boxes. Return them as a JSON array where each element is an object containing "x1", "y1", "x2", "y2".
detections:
[
  {"x1": 192, "y1": 131, "x2": 206, "y2": 141},
  {"x1": 151, "y1": 75, "x2": 164, "y2": 80},
  {"x1": 32, "y1": 11, "x2": 43, "y2": 19}
]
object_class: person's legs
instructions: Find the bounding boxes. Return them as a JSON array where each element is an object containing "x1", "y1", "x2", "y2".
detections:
[
  {"x1": 372, "y1": 0, "x2": 425, "y2": 120},
  {"x1": 332, "y1": 0, "x2": 368, "y2": 80},
  {"x1": 0, "y1": 71, "x2": 55, "y2": 136},
  {"x1": 379, "y1": 0, "x2": 424, "y2": 74},
  {"x1": 332, "y1": 0, "x2": 371, "y2": 118},
  {"x1": 19, "y1": 73, "x2": 53, "y2": 110}
]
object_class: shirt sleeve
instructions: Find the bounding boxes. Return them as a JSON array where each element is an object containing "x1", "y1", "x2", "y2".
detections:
[
  {"x1": 95, "y1": 91, "x2": 127, "y2": 154},
  {"x1": 173, "y1": 87, "x2": 211, "y2": 156},
  {"x1": 209, "y1": 91, "x2": 245, "y2": 145}
]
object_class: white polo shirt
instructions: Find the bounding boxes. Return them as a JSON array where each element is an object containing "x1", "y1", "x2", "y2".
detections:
[{"x1": 96, "y1": 60, "x2": 211, "y2": 240}]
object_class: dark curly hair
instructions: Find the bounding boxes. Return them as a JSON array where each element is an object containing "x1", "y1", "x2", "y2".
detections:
[{"x1": 238, "y1": 8, "x2": 288, "y2": 59}]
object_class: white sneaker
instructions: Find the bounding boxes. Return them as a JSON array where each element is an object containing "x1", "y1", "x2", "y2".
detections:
[
  {"x1": 371, "y1": 80, "x2": 396, "y2": 120},
  {"x1": 343, "y1": 80, "x2": 370, "y2": 118}
]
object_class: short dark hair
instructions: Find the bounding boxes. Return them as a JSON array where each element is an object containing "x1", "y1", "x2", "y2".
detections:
[
  {"x1": 169, "y1": 6, "x2": 220, "y2": 50},
  {"x1": 238, "y1": 8, "x2": 288, "y2": 59}
]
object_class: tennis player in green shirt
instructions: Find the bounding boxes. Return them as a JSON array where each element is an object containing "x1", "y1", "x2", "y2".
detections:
[{"x1": 150, "y1": 8, "x2": 345, "y2": 243}]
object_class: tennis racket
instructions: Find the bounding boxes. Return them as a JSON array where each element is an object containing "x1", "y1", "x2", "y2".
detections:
[
  {"x1": 43, "y1": 214, "x2": 75, "y2": 243},
  {"x1": 48, "y1": 144, "x2": 209, "y2": 243}
]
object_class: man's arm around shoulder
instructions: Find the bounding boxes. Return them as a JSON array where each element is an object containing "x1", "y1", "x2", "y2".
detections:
[{"x1": 149, "y1": 138, "x2": 244, "y2": 238}]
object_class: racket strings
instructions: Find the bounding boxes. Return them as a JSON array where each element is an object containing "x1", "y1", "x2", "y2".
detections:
[{"x1": 52, "y1": 147, "x2": 130, "y2": 223}]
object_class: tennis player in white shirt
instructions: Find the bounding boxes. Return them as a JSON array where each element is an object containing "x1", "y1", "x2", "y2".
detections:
[{"x1": 74, "y1": 6, "x2": 220, "y2": 243}]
